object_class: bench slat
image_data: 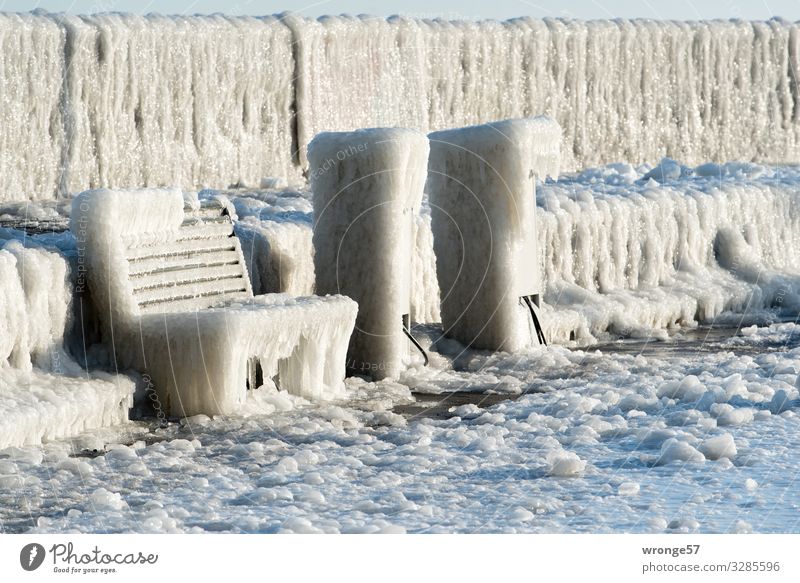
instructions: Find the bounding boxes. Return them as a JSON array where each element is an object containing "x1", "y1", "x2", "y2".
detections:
[
  {"x1": 137, "y1": 290, "x2": 251, "y2": 314},
  {"x1": 181, "y1": 215, "x2": 231, "y2": 227},
  {"x1": 131, "y1": 263, "x2": 246, "y2": 291},
  {"x1": 175, "y1": 222, "x2": 234, "y2": 241},
  {"x1": 126, "y1": 237, "x2": 237, "y2": 261},
  {"x1": 134, "y1": 276, "x2": 249, "y2": 306},
  {"x1": 128, "y1": 249, "x2": 242, "y2": 276},
  {"x1": 123, "y1": 202, "x2": 252, "y2": 314}
]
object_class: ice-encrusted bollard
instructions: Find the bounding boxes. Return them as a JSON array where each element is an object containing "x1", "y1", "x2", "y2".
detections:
[
  {"x1": 310, "y1": 128, "x2": 429, "y2": 379},
  {"x1": 427, "y1": 117, "x2": 560, "y2": 351}
]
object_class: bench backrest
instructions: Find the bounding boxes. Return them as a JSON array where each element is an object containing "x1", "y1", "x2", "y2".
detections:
[
  {"x1": 72, "y1": 189, "x2": 253, "y2": 326},
  {"x1": 127, "y1": 199, "x2": 252, "y2": 314}
]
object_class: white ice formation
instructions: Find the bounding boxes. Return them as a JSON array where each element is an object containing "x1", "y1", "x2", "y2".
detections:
[
  {"x1": 71, "y1": 188, "x2": 357, "y2": 416},
  {"x1": 428, "y1": 117, "x2": 560, "y2": 350},
  {"x1": 0, "y1": 239, "x2": 133, "y2": 448},
  {"x1": 287, "y1": 15, "x2": 800, "y2": 173},
  {"x1": 231, "y1": 192, "x2": 441, "y2": 325},
  {"x1": 236, "y1": 218, "x2": 316, "y2": 297},
  {"x1": 3, "y1": 14, "x2": 800, "y2": 200},
  {"x1": 309, "y1": 128, "x2": 429, "y2": 379},
  {"x1": 0, "y1": 13, "x2": 65, "y2": 202},
  {"x1": 537, "y1": 162, "x2": 800, "y2": 343}
]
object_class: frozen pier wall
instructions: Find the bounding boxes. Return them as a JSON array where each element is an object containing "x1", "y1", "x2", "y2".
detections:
[
  {"x1": 3, "y1": 14, "x2": 800, "y2": 200},
  {"x1": 287, "y1": 16, "x2": 800, "y2": 172}
]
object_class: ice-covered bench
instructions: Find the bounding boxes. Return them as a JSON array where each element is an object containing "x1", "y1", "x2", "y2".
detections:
[{"x1": 71, "y1": 188, "x2": 357, "y2": 417}]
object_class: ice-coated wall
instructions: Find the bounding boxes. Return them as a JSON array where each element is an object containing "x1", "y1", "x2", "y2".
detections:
[
  {"x1": 285, "y1": 14, "x2": 429, "y2": 169},
  {"x1": 61, "y1": 14, "x2": 299, "y2": 193},
  {"x1": 289, "y1": 16, "x2": 800, "y2": 171},
  {"x1": 0, "y1": 13, "x2": 65, "y2": 201},
  {"x1": 428, "y1": 117, "x2": 560, "y2": 351},
  {"x1": 2, "y1": 14, "x2": 800, "y2": 200},
  {"x1": 0, "y1": 13, "x2": 298, "y2": 201},
  {"x1": 535, "y1": 162, "x2": 800, "y2": 343},
  {"x1": 0, "y1": 240, "x2": 71, "y2": 371},
  {"x1": 310, "y1": 128, "x2": 429, "y2": 379},
  {"x1": 0, "y1": 238, "x2": 134, "y2": 448}
]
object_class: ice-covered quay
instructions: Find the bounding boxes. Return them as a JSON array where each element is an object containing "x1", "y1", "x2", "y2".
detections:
[{"x1": 1, "y1": 11, "x2": 800, "y2": 534}]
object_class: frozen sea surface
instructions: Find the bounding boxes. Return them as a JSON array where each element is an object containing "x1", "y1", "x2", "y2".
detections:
[{"x1": 1, "y1": 322, "x2": 799, "y2": 534}]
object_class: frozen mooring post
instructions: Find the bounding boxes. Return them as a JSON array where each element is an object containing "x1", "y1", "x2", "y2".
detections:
[
  {"x1": 427, "y1": 117, "x2": 560, "y2": 351},
  {"x1": 310, "y1": 128, "x2": 429, "y2": 380}
]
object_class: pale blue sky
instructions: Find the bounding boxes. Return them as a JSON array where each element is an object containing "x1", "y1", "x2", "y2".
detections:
[{"x1": 1, "y1": 0, "x2": 798, "y2": 20}]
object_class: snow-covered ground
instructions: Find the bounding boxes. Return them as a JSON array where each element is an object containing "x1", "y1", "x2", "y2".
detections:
[
  {"x1": 1, "y1": 161, "x2": 800, "y2": 533},
  {"x1": 2, "y1": 322, "x2": 799, "y2": 533}
]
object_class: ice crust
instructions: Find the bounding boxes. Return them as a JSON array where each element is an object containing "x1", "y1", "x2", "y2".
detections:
[
  {"x1": 428, "y1": 117, "x2": 560, "y2": 350},
  {"x1": 309, "y1": 128, "x2": 429, "y2": 379},
  {"x1": 4, "y1": 14, "x2": 800, "y2": 200},
  {"x1": 0, "y1": 368, "x2": 132, "y2": 450},
  {"x1": 0, "y1": 13, "x2": 298, "y2": 201},
  {"x1": 538, "y1": 162, "x2": 800, "y2": 343},
  {"x1": 5, "y1": 325, "x2": 799, "y2": 534},
  {"x1": 236, "y1": 218, "x2": 315, "y2": 297},
  {"x1": 71, "y1": 188, "x2": 357, "y2": 416},
  {"x1": 288, "y1": 15, "x2": 800, "y2": 172}
]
